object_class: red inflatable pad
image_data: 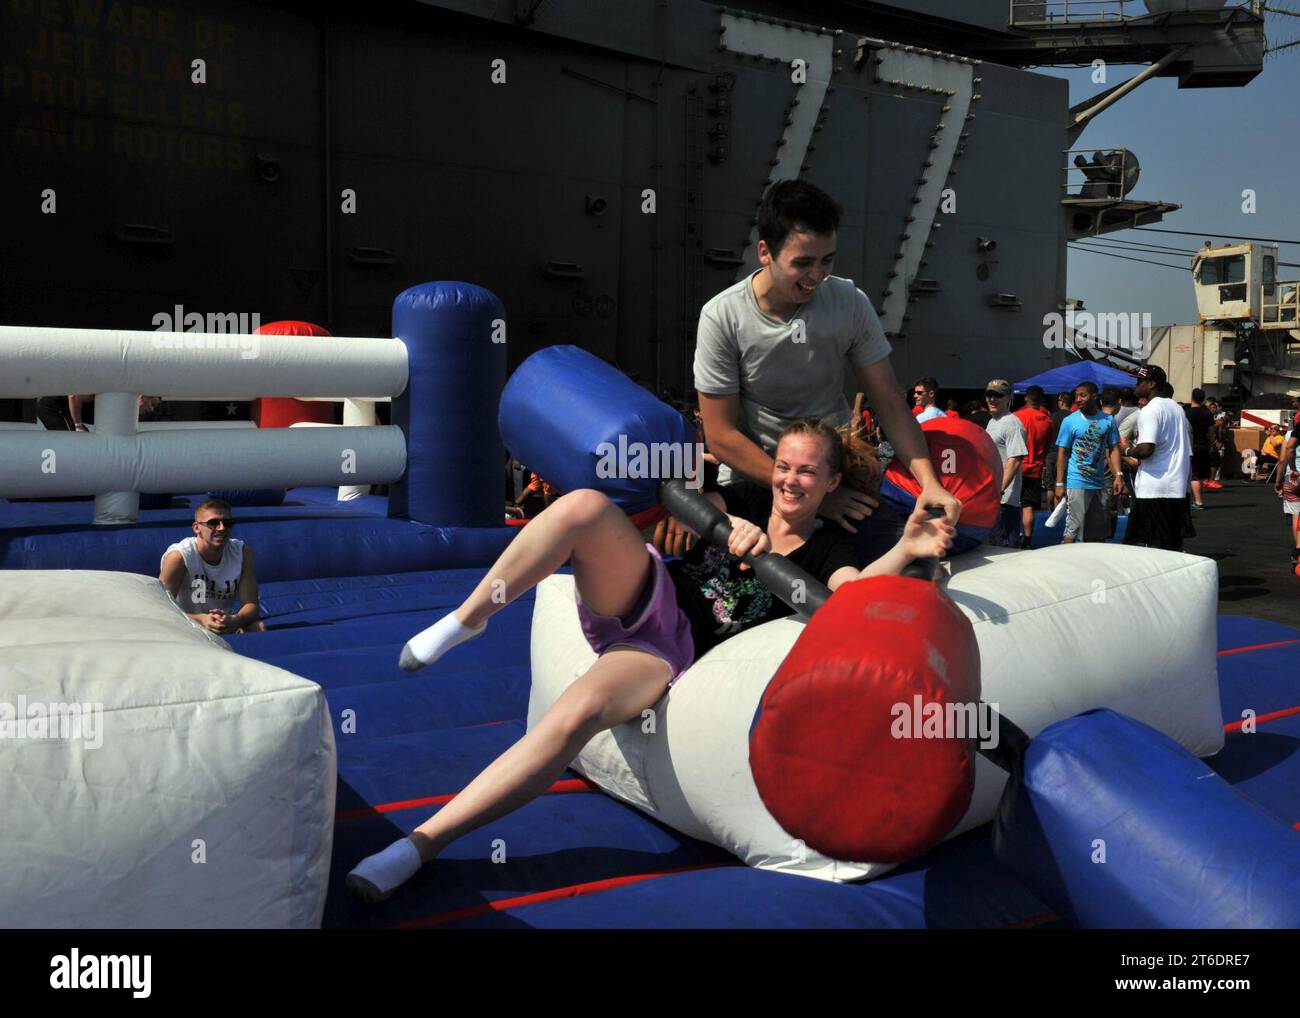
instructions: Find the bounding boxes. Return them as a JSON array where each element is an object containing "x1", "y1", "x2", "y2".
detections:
[{"x1": 750, "y1": 574, "x2": 981, "y2": 862}]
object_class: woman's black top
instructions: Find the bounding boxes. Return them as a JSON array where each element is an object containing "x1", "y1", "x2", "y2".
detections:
[{"x1": 666, "y1": 482, "x2": 857, "y2": 659}]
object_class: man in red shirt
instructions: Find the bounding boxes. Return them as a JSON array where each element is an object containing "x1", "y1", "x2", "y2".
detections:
[{"x1": 1013, "y1": 385, "x2": 1054, "y2": 550}]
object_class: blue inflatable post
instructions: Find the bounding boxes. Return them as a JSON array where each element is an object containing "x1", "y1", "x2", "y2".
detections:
[
  {"x1": 993, "y1": 709, "x2": 1300, "y2": 928},
  {"x1": 498, "y1": 346, "x2": 696, "y2": 513},
  {"x1": 390, "y1": 282, "x2": 507, "y2": 526}
]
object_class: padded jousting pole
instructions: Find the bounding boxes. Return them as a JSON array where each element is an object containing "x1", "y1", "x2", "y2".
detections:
[
  {"x1": 664, "y1": 481, "x2": 1028, "y2": 772},
  {"x1": 658, "y1": 479, "x2": 829, "y2": 618}
]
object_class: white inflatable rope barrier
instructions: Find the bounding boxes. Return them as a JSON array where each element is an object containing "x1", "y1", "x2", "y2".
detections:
[{"x1": 0, "y1": 325, "x2": 409, "y2": 523}]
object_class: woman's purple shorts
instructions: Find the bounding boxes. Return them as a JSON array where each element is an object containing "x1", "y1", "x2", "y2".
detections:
[{"x1": 575, "y1": 543, "x2": 695, "y2": 685}]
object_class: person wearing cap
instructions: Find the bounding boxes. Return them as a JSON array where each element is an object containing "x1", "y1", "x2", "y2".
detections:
[
  {"x1": 1122, "y1": 365, "x2": 1192, "y2": 552},
  {"x1": 1013, "y1": 384, "x2": 1053, "y2": 549},
  {"x1": 1054, "y1": 382, "x2": 1123, "y2": 544},
  {"x1": 984, "y1": 379, "x2": 1029, "y2": 547}
]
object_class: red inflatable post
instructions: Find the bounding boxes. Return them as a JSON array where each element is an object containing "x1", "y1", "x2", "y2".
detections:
[
  {"x1": 750, "y1": 574, "x2": 981, "y2": 862},
  {"x1": 251, "y1": 320, "x2": 337, "y2": 428}
]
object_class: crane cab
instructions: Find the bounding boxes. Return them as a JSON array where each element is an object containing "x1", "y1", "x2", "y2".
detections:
[{"x1": 1191, "y1": 241, "x2": 1285, "y2": 326}]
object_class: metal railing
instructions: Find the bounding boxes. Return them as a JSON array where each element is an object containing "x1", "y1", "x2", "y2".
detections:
[
  {"x1": 1010, "y1": 0, "x2": 1135, "y2": 27},
  {"x1": 1012, "y1": 1, "x2": 1261, "y2": 28},
  {"x1": 1261, "y1": 279, "x2": 1300, "y2": 330},
  {"x1": 1063, "y1": 148, "x2": 1135, "y2": 199}
]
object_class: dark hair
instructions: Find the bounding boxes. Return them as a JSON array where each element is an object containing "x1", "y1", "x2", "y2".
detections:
[
  {"x1": 1025, "y1": 385, "x2": 1044, "y2": 403},
  {"x1": 1119, "y1": 387, "x2": 1136, "y2": 403},
  {"x1": 777, "y1": 417, "x2": 881, "y2": 497},
  {"x1": 1191, "y1": 388, "x2": 1205, "y2": 403},
  {"x1": 915, "y1": 376, "x2": 938, "y2": 393},
  {"x1": 757, "y1": 180, "x2": 842, "y2": 259},
  {"x1": 1074, "y1": 381, "x2": 1099, "y2": 396},
  {"x1": 1057, "y1": 391, "x2": 1072, "y2": 405},
  {"x1": 1100, "y1": 388, "x2": 1119, "y2": 406}
]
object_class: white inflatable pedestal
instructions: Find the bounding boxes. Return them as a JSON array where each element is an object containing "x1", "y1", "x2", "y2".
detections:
[
  {"x1": 0, "y1": 571, "x2": 336, "y2": 927},
  {"x1": 528, "y1": 544, "x2": 1223, "y2": 882}
]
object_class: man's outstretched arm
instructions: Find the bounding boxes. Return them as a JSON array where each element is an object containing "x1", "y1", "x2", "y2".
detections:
[{"x1": 855, "y1": 359, "x2": 961, "y2": 524}]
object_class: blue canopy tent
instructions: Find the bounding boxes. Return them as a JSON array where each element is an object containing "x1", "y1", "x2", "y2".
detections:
[{"x1": 1013, "y1": 361, "x2": 1137, "y2": 395}]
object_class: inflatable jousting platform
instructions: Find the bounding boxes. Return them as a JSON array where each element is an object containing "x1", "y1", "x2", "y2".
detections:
[{"x1": 1, "y1": 282, "x2": 1298, "y2": 929}]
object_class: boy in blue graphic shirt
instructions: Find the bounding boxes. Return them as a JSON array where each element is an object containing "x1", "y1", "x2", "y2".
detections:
[{"x1": 1053, "y1": 381, "x2": 1123, "y2": 544}]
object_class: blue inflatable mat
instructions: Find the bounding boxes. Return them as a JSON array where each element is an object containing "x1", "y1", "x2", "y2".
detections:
[
  {"x1": 0, "y1": 496, "x2": 514, "y2": 581},
  {"x1": 256, "y1": 569, "x2": 505, "y2": 627},
  {"x1": 194, "y1": 546, "x2": 1292, "y2": 928},
  {"x1": 329, "y1": 784, "x2": 736, "y2": 930},
  {"x1": 246, "y1": 565, "x2": 1056, "y2": 929},
  {"x1": 439, "y1": 831, "x2": 1057, "y2": 930},
  {"x1": 1210, "y1": 624, "x2": 1300, "y2": 828}
]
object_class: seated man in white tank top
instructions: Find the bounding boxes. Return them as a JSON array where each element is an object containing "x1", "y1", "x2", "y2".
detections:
[{"x1": 159, "y1": 498, "x2": 265, "y2": 634}]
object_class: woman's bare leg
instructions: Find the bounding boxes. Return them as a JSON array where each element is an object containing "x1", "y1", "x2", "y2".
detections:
[
  {"x1": 411, "y1": 648, "x2": 669, "y2": 857},
  {"x1": 457, "y1": 488, "x2": 652, "y2": 625},
  {"x1": 347, "y1": 648, "x2": 671, "y2": 900},
  {"x1": 401, "y1": 489, "x2": 652, "y2": 669}
]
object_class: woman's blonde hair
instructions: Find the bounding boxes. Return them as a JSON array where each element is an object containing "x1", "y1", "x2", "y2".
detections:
[{"x1": 776, "y1": 417, "x2": 882, "y2": 496}]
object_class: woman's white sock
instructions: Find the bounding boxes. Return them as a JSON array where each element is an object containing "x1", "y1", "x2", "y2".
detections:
[
  {"x1": 346, "y1": 838, "x2": 424, "y2": 903},
  {"x1": 399, "y1": 612, "x2": 486, "y2": 672}
]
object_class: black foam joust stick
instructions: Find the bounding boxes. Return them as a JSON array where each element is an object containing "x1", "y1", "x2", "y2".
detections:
[
  {"x1": 658, "y1": 479, "x2": 830, "y2": 618},
  {"x1": 660, "y1": 481, "x2": 1028, "y2": 768}
]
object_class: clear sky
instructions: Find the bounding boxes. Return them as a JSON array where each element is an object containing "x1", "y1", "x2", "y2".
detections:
[{"x1": 1037, "y1": 34, "x2": 1300, "y2": 327}]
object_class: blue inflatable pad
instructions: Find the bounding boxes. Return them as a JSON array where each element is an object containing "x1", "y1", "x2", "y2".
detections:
[
  {"x1": 438, "y1": 829, "x2": 1057, "y2": 930},
  {"x1": 0, "y1": 502, "x2": 514, "y2": 582},
  {"x1": 390, "y1": 281, "x2": 506, "y2": 527},
  {"x1": 499, "y1": 345, "x2": 695, "y2": 512},
  {"x1": 993, "y1": 708, "x2": 1300, "y2": 929}
]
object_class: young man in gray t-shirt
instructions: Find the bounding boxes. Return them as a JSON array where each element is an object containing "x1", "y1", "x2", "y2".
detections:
[
  {"x1": 691, "y1": 180, "x2": 960, "y2": 542},
  {"x1": 983, "y1": 378, "x2": 1028, "y2": 547}
]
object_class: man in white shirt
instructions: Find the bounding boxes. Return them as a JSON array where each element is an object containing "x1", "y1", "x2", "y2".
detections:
[
  {"x1": 160, "y1": 498, "x2": 265, "y2": 633},
  {"x1": 1122, "y1": 365, "x2": 1192, "y2": 552}
]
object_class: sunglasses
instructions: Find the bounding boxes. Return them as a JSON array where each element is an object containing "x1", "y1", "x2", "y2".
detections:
[
  {"x1": 985, "y1": 391, "x2": 1007, "y2": 399},
  {"x1": 197, "y1": 518, "x2": 235, "y2": 530}
]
